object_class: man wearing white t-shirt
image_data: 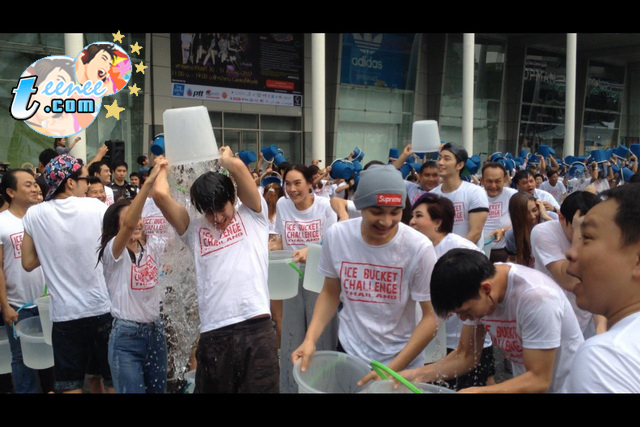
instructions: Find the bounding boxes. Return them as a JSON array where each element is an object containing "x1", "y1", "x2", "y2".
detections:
[
  {"x1": 0, "y1": 169, "x2": 52, "y2": 393},
  {"x1": 530, "y1": 191, "x2": 606, "y2": 339},
  {"x1": 401, "y1": 249, "x2": 583, "y2": 393},
  {"x1": 151, "y1": 148, "x2": 278, "y2": 393},
  {"x1": 430, "y1": 143, "x2": 489, "y2": 248},
  {"x1": 481, "y1": 162, "x2": 517, "y2": 262},
  {"x1": 292, "y1": 165, "x2": 439, "y2": 385},
  {"x1": 538, "y1": 169, "x2": 567, "y2": 204},
  {"x1": 21, "y1": 155, "x2": 112, "y2": 393},
  {"x1": 89, "y1": 161, "x2": 115, "y2": 206},
  {"x1": 514, "y1": 169, "x2": 560, "y2": 212},
  {"x1": 393, "y1": 146, "x2": 441, "y2": 205},
  {"x1": 564, "y1": 184, "x2": 640, "y2": 392}
]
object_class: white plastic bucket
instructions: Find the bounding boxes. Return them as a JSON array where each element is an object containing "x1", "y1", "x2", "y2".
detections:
[
  {"x1": 302, "y1": 243, "x2": 324, "y2": 293},
  {"x1": 184, "y1": 370, "x2": 196, "y2": 393},
  {"x1": 35, "y1": 295, "x2": 52, "y2": 345},
  {"x1": 293, "y1": 350, "x2": 372, "y2": 393},
  {"x1": 268, "y1": 251, "x2": 300, "y2": 300},
  {"x1": 163, "y1": 106, "x2": 220, "y2": 166},
  {"x1": 359, "y1": 379, "x2": 455, "y2": 394},
  {"x1": 0, "y1": 327, "x2": 12, "y2": 374},
  {"x1": 15, "y1": 316, "x2": 54, "y2": 370},
  {"x1": 411, "y1": 120, "x2": 441, "y2": 153}
]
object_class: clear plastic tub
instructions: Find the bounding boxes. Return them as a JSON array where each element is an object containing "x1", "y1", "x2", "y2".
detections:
[
  {"x1": 302, "y1": 243, "x2": 324, "y2": 293},
  {"x1": 0, "y1": 327, "x2": 12, "y2": 374},
  {"x1": 293, "y1": 350, "x2": 372, "y2": 393},
  {"x1": 15, "y1": 316, "x2": 54, "y2": 370},
  {"x1": 268, "y1": 251, "x2": 300, "y2": 300},
  {"x1": 359, "y1": 379, "x2": 455, "y2": 394},
  {"x1": 35, "y1": 295, "x2": 52, "y2": 345}
]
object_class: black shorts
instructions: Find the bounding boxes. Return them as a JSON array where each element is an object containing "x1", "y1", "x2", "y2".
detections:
[{"x1": 51, "y1": 312, "x2": 113, "y2": 392}]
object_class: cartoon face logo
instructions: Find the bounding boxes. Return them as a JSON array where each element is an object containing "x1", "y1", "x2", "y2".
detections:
[
  {"x1": 74, "y1": 42, "x2": 131, "y2": 96},
  {"x1": 12, "y1": 55, "x2": 102, "y2": 138}
]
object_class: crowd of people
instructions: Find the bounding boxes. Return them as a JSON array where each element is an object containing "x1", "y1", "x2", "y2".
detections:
[{"x1": 1, "y1": 136, "x2": 639, "y2": 394}]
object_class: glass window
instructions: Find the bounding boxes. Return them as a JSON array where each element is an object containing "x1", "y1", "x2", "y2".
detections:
[
  {"x1": 441, "y1": 34, "x2": 506, "y2": 156},
  {"x1": 224, "y1": 112, "x2": 258, "y2": 129}
]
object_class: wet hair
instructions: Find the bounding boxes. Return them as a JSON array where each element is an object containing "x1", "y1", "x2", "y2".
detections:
[
  {"x1": 546, "y1": 169, "x2": 559, "y2": 179},
  {"x1": 508, "y1": 191, "x2": 538, "y2": 266},
  {"x1": 418, "y1": 160, "x2": 437, "y2": 173},
  {"x1": 97, "y1": 199, "x2": 137, "y2": 266},
  {"x1": 559, "y1": 191, "x2": 601, "y2": 225},
  {"x1": 601, "y1": 183, "x2": 640, "y2": 248},
  {"x1": 1, "y1": 169, "x2": 35, "y2": 204},
  {"x1": 431, "y1": 248, "x2": 496, "y2": 318},
  {"x1": 190, "y1": 171, "x2": 236, "y2": 215},
  {"x1": 411, "y1": 193, "x2": 455, "y2": 234},
  {"x1": 482, "y1": 162, "x2": 506, "y2": 176}
]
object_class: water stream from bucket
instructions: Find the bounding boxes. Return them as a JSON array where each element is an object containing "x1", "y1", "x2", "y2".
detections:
[{"x1": 154, "y1": 160, "x2": 229, "y2": 387}]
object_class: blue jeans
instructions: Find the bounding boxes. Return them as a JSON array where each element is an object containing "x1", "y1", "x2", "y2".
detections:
[
  {"x1": 108, "y1": 317, "x2": 167, "y2": 393},
  {"x1": 4, "y1": 306, "x2": 39, "y2": 393}
]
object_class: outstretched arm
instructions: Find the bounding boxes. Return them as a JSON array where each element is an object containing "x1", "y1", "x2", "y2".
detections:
[{"x1": 151, "y1": 157, "x2": 190, "y2": 236}]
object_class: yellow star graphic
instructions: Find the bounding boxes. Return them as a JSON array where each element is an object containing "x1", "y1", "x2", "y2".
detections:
[
  {"x1": 129, "y1": 83, "x2": 141, "y2": 96},
  {"x1": 135, "y1": 62, "x2": 148, "y2": 74},
  {"x1": 130, "y1": 41, "x2": 143, "y2": 55},
  {"x1": 112, "y1": 30, "x2": 124, "y2": 43},
  {"x1": 105, "y1": 100, "x2": 125, "y2": 120}
]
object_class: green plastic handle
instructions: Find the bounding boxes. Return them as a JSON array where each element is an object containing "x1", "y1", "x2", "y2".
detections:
[
  {"x1": 288, "y1": 262, "x2": 304, "y2": 279},
  {"x1": 370, "y1": 360, "x2": 423, "y2": 394}
]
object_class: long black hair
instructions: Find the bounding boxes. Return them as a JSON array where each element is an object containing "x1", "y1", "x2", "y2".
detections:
[{"x1": 96, "y1": 198, "x2": 144, "y2": 266}]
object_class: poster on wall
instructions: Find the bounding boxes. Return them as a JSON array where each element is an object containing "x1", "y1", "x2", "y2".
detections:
[
  {"x1": 340, "y1": 33, "x2": 417, "y2": 89},
  {"x1": 170, "y1": 33, "x2": 303, "y2": 107}
]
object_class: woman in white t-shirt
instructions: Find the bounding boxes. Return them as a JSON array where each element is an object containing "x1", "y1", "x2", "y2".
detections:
[
  {"x1": 97, "y1": 161, "x2": 167, "y2": 393},
  {"x1": 505, "y1": 191, "x2": 553, "y2": 268},
  {"x1": 409, "y1": 192, "x2": 495, "y2": 390},
  {"x1": 274, "y1": 164, "x2": 338, "y2": 393}
]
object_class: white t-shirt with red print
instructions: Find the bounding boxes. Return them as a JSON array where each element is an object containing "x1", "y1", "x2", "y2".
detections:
[
  {"x1": 275, "y1": 195, "x2": 337, "y2": 252},
  {"x1": 431, "y1": 181, "x2": 489, "y2": 248},
  {"x1": 102, "y1": 239, "x2": 161, "y2": 324},
  {"x1": 180, "y1": 197, "x2": 271, "y2": 333},
  {"x1": 318, "y1": 218, "x2": 437, "y2": 369}
]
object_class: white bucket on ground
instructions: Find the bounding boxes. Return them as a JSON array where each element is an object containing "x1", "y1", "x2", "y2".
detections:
[
  {"x1": 35, "y1": 295, "x2": 52, "y2": 345},
  {"x1": 302, "y1": 243, "x2": 324, "y2": 293},
  {"x1": 15, "y1": 316, "x2": 54, "y2": 370},
  {"x1": 359, "y1": 379, "x2": 455, "y2": 394},
  {"x1": 268, "y1": 251, "x2": 299, "y2": 300},
  {"x1": 293, "y1": 350, "x2": 372, "y2": 393},
  {"x1": 0, "y1": 327, "x2": 12, "y2": 374},
  {"x1": 184, "y1": 370, "x2": 196, "y2": 393}
]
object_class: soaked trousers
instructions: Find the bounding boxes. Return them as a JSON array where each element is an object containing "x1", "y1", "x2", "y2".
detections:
[{"x1": 194, "y1": 316, "x2": 279, "y2": 393}]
